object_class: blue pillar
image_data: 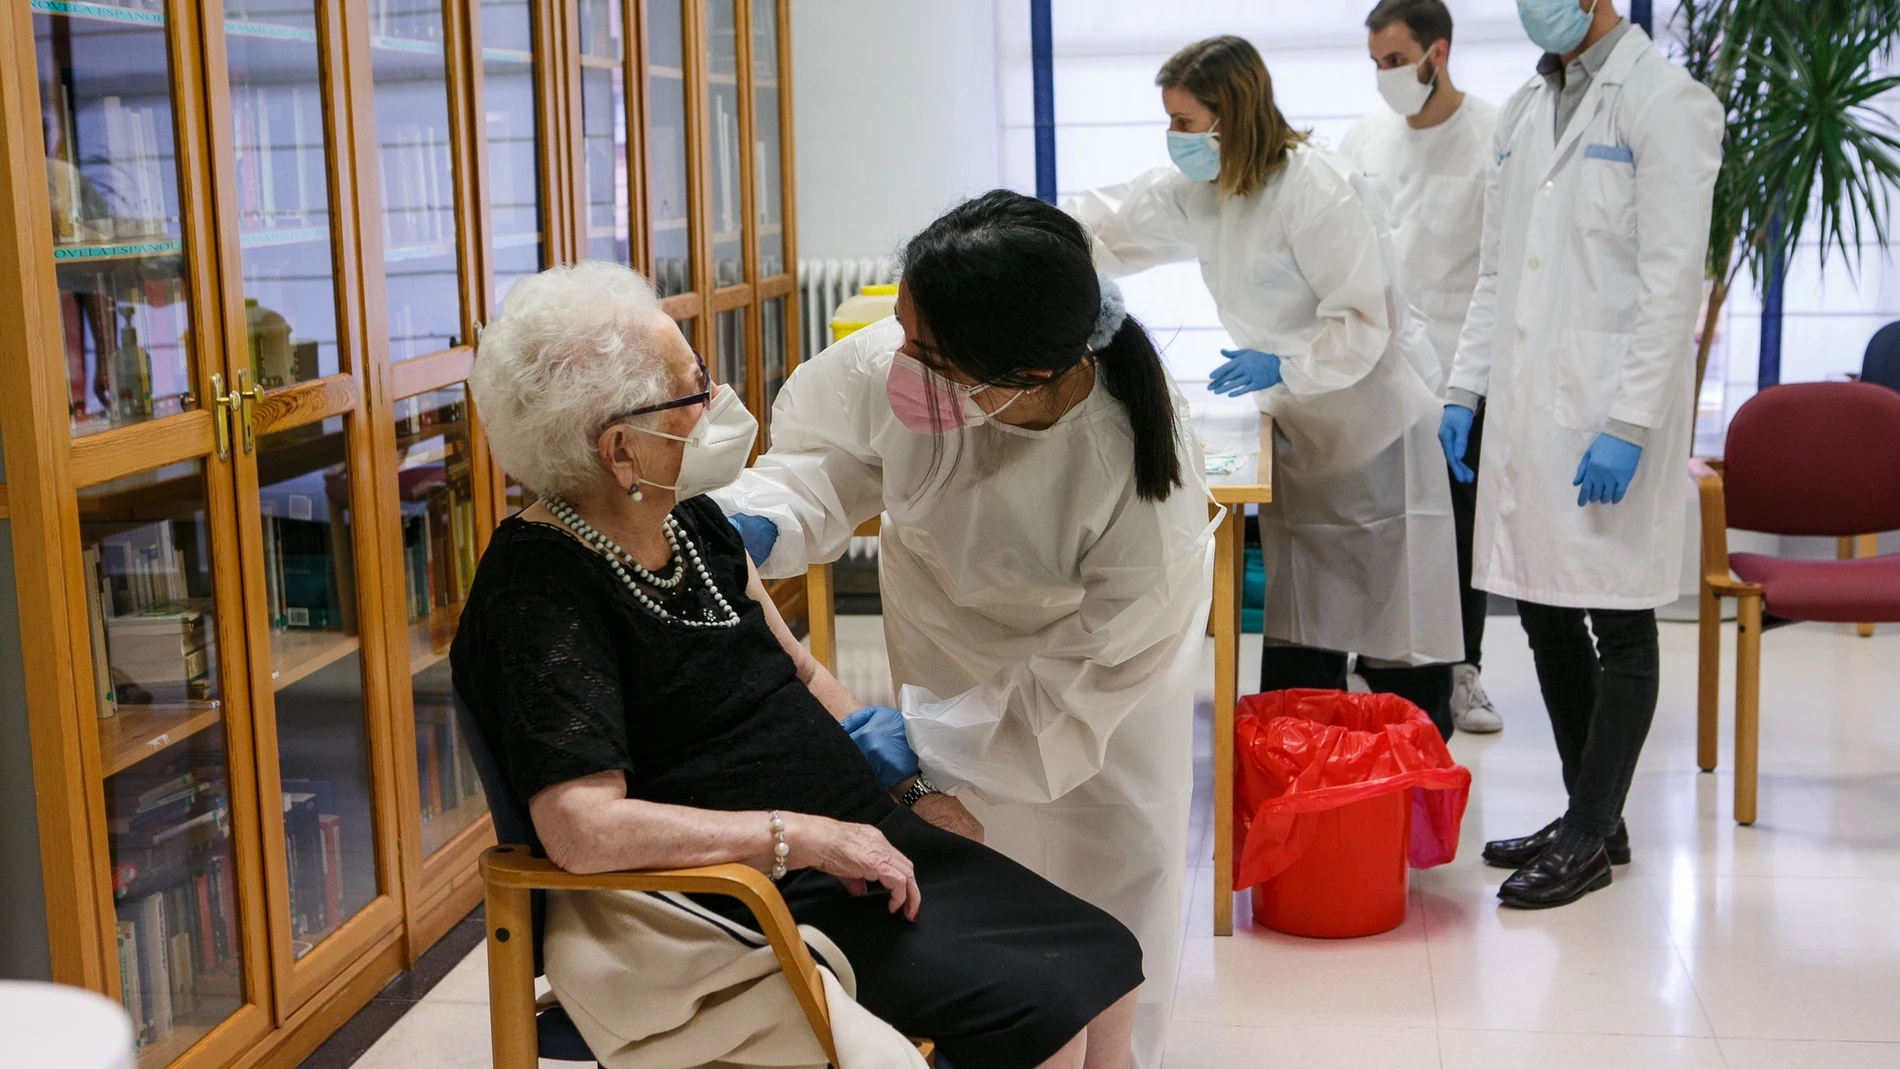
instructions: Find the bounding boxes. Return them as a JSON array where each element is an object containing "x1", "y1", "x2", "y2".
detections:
[
  {"x1": 1031, "y1": 0, "x2": 1056, "y2": 203},
  {"x1": 1631, "y1": 0, "x2": 1653, "y2": 36},
  {"x1": 1759, "y1": 226, "x2": 1786, "y2": 389}
]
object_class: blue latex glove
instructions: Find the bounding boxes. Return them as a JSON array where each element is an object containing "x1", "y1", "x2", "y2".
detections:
[
  {"x1": 1439, "y1": 405, "x2": 1476, "y2": 484},
  {"x1": 1209, "y1": 349, "x2": 1284, "y2": 396},
  {"x1": 727, "y1": 513, "x2": 779, "y2": 566},
  {"x1": 838, "y1": 705, "x2": 919, "y2": 789},
  {"x1": 1573, "y1": 433, "x2": 1643, "y2": 506}
]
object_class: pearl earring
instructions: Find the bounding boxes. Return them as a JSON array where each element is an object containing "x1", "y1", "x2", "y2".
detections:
[{"x1": 628, "y1": 485, "x2": 644, "y2": 502}]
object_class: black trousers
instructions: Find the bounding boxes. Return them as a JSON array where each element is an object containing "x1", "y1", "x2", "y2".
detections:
[
  {"x1": 1448, "y1": 400, "x2": 1489, "y2": 670},
  {"x1": 1259, "y1": 644, "x2": 1454, "y2": 741},
  {"x1": 769, "y1": 807, "x2": 1140, "y2": 1069},
  {"x1": 1515, "y1": 601, "x2": 1661, "y2": 838}
]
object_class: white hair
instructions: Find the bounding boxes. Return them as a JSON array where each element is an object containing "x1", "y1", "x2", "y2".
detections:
[{"x1": 470, "y1": 261, "x2": 674, "y2": 497}]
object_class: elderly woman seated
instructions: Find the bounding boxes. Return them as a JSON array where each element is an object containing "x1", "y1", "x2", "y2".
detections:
[{"x1": 452, "y1": 261, "x2": 1142, "y2": 1069}]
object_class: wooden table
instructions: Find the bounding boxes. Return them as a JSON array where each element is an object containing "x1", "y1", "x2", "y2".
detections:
[{"x1": 1189, "y1": 390, "x2": 1275, "y2": 936}]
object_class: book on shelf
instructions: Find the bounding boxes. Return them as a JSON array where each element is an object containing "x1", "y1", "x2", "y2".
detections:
[
  {"x1": 115, "y1": 920, "x2": 141, "y2": 1043},
  {"x1": 232, "y1": 80, "x2": 321, "y2": 232},
  {"x1": 92, "y1": 525, "x2": 214, "y2": 707},
  {"x1": 282, "y1": 792, "x2": 323, "y2": 938},
  {"x1": 275, "y1": 511, "x2": 341, "y2": 631},
  {"x1": 104, "y1": 605, "x2": 214, "y2": 705},
  {"x1": 114, "y1": 831, "x2": 243, "y2": 1048},
  {"x1": 99, "y1": 95, "x2": 169, "y2": 239},
  {"x1": 318, "y1": 814, "x2": 343, "y2": 928},
  {"x1": 416, "y1": 694, "x2": 483, "y2": 827},
  {"x1": 137, "y1": 892, "x2": 171, "y2": 1044},
  {"x1": 84, "y1": 546, "x2": 117, "y2": 718},
  {"x1": 281, "y1": 780, "x2": 344, "y2": 942}
]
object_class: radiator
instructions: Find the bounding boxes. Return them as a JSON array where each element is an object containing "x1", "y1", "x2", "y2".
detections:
[{"x1": 798, "y1": 256, "x2": 896, "y2": 362}]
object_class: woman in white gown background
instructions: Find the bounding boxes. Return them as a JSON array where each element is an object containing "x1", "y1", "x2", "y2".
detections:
[{"x1": 1066, "y1": 34, "x2": 1463, "y2": 734}]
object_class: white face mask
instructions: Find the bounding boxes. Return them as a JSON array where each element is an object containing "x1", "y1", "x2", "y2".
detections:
[
  {"x1": 1376, "y1": 57, "x2": 1436, "y2": 117},
  {"x1": 631, "y1": 384, "x2": 757, "y2": 500}
]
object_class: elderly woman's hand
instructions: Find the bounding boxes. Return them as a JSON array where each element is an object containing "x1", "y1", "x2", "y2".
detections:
[{"x1": 782, "y1": 814, "x2": 923, "y2": 921}]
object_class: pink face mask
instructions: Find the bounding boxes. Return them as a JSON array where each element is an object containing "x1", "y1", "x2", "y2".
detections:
[{"x1": 885, "y1": 353, "x2": 1023, "y2": 435}]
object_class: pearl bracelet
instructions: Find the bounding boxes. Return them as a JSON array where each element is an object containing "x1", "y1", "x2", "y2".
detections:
[{"x1": 769, "y1": 811, "x2": 789, "y2": 881}]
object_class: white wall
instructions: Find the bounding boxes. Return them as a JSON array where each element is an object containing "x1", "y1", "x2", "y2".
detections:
[{"x1": 789, "y1": 0, "x2": 1003, "y2": 263}]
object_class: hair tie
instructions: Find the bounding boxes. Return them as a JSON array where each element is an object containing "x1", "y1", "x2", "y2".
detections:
[{"x1": 1087, "y1": 275, "x2": 1128, "y2": 352}]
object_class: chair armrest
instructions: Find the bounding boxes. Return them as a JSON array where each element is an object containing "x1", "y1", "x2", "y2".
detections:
[
  {"x1": 1689, "y1": 459, "x2": 1755, "y2": 596},
  {"x1": 480, "y1": 845, "x2": 839, "y2": 1067}
]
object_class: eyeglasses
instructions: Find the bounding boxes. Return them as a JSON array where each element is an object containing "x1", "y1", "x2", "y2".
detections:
[{"x1": 599, "y1": 350, "x2": 711, "y2": 432}]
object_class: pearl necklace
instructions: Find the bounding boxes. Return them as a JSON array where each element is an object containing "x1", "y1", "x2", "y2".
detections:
[
  {"x1": 542, "y1": 495, "x2": 742, "y2": 629},
  {"x1": 541, "y1": 495, "x2": 685, "y2": 590}
]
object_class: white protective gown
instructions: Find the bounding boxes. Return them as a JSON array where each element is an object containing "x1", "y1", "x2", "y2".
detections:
[
  {"x1": 1449, "y1": 28, "x2": 1724, "y2": 609},
  {"x1": 1068, "y1": 145, "x2": 1462, "y2": 666},
  {"x1": 715, "y1": 319, "x2": 1216, "y2": 1069},
  {"x1": 1342, "y1": 95, "x2": 1500, "y2": 389}
]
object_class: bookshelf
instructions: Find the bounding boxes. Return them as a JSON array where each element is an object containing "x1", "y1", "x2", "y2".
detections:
[{"x1": 0, "y1": 2, "x2": 801, "y2": 1067}]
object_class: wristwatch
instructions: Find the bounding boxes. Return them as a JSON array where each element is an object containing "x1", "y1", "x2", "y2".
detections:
[{"x1": 897, "y1": 774, "x2": 941, "y2": 808}]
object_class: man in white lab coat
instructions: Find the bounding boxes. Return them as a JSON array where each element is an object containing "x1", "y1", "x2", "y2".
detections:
[
  {"x1": 1438, "y1": 0, "x2": 1723, "y2": 908},
  {"x1": 1343, "y1": 0, "x2": 1503, "y2": 735}
]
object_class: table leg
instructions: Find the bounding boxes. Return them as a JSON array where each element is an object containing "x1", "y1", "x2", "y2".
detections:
[{"x1": 1211, "y1": 506, "x2": 1244, "y2": 936}]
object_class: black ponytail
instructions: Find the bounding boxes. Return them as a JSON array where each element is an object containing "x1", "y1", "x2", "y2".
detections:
[
  {"x1": 1094, "y1": 314, "x2": 1185, "y2": 501},
  {"x1": 901, "y1": 189, "x2": 1186, "y2": 502}
]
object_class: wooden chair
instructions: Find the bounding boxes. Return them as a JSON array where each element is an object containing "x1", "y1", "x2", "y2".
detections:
[
  {"x1": 1692, "y1": 382, "x2": 1900, "y2": 825},
  {"x1": 454, "y1": 692, "x2": 934, "y2": 1068},
  {"x1": 804, "y1": 517, "x2": 883, "y2": 674}
]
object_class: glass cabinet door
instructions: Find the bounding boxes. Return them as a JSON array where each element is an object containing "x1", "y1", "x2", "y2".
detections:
[
  {"x1": 78, "y1": 462, "x2": 260, "y2": 1064},
  {"x1": 220, "y1": 0, "x2": 345, "y2": 389},
  {"x1": 645, "y1": 0, "x2": 693, "y2": 297},
  {"x1": 579, "y1": 0, "x2": 628, "y2": 264},
  {"x1": 391, "y1": 387, "x2": 487, "y2": 856},
  {"x1": 250, "y1": 416, "x2": 381, "y2": 965},
  {"x1": 704, "y1": 0, "x2": 744, "y2": 289},
  {"x1": 479, "y1": 0, "x2": 545, "y2": 306},
  {"x1": 368, "y1": 0, "x2": 467, "y2": 359},
  {"x1": 750, "y1": 0, "x2": 785, "y2": 279},
  {"x1": 33, "y1": 0, "x2": 199, "y2": 438},
  {"x1": 760, "y1": 295, "x2": 787, "y2": 437},
  {"x1": 715, "y1": 307, "x2": 746, "y2": 400}
]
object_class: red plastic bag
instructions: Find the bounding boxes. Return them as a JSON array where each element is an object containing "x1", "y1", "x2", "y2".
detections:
[{"x1": 1233, "y1": 689, "x2": 1471, "y2": 890}]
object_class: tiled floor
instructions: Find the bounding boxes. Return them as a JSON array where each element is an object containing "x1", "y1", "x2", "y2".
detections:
[{"x1": 332, "y1": 614, "x2": 1900, "y2": 1069}]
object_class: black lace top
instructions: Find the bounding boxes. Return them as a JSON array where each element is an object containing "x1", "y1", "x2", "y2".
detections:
[{"x1": 449, "y1": 496, "x2": 893, "y2": 825}]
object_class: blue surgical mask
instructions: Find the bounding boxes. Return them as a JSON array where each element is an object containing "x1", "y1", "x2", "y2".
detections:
[
  {"x1": 1518, "y1": 0, "x2": 1598, "y2": 56},
  {"x1": 1167, "y1": 128, "x2": 1221, "y2": 183}
]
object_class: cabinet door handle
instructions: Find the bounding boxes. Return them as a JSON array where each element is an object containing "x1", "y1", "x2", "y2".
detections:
[
  {"x1": 211, "y1": 372, "x2": 233, "y2": 462},
  {"x1": 235, "y1": 368, "x2": 264, "y2": 454}
]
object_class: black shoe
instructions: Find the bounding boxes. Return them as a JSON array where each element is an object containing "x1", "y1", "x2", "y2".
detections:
[
  {"x1": 1497, "y1": 833, "x2": 1612, "y2": 909},
  {"x1": 1483, "y1": 818, "x2": 1630, "y2": 868}
]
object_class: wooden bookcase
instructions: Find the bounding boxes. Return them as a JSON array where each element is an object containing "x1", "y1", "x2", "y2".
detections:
[{"x1": 0, "y1": 1, "x2": 799, "y2": 1067}]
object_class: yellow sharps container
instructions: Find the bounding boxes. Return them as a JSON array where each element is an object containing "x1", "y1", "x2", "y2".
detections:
[{"x1": 828, "y1": 283, "x2": 899, "y2": 344}]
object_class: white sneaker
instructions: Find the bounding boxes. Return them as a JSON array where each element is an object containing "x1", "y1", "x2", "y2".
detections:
[{"x1": 1451, "y1": 664, "x2": 1503, "y2": 734}]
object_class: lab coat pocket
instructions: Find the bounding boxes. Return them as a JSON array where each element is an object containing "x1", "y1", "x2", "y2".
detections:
[
  {"x1": 1552, "y1": 329, "x2": 1630, "y2": 431},
  {"x1": 1576, "y1": 147, "x2": 1636, "y2": 239}
]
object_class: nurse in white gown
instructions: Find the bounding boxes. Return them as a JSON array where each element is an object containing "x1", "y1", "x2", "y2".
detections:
[
  {"x1": 717, "y1": 191, "x2": 1215, "y2": 1069},
  {"x1": 1066, "y1": 35, "x2": 1463, "y2": 732}
]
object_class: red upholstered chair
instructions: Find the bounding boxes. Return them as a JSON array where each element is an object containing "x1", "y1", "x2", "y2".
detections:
[{"x1": 1692, "y1": 382, "x2": 1900, "y2": 825}]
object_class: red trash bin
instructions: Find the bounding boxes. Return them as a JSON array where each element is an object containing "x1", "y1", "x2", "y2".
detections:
[{"x1": 1234, "y1": 689, "x2": 1471, "y2": 938}]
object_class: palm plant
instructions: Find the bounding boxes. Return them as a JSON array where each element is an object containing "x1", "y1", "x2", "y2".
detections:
[{"x1": 1674, "y1": 0, "x2": 1900, "y2": 397}]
